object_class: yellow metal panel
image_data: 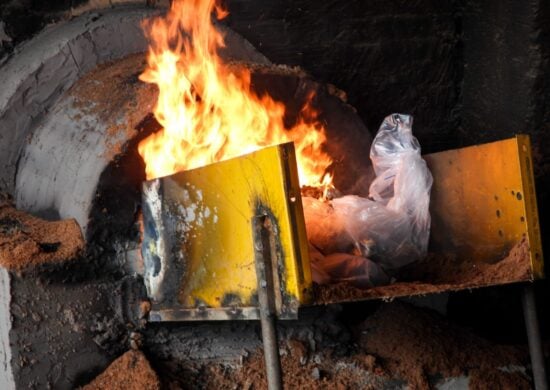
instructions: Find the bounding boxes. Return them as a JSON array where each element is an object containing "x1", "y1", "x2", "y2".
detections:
[
  {"x1": 425, "y1": 135, "x2": 543, "y2": 278},
  {"x1": 150, "y1": 142, "x2": 312, "y2": 314}
]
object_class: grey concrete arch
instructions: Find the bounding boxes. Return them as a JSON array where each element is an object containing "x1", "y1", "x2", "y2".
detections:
[{"x1": 0, "y1": 5, "x2": 268, "y2": 235}]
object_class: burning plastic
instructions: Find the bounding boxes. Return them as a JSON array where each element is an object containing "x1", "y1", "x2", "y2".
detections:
[{"x1": 304, "y1": 114, "x2": 433, "y2": 287}]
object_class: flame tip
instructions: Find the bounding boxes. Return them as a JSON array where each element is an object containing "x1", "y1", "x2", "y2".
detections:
[{"x1": 138, "y1": 0, "x2": 333, "y2": 187}]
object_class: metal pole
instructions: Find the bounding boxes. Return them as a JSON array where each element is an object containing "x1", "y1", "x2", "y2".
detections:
[
  {"x1": 253, "y1": 215, "x2": 283, "y2": 390},
  {"x1": 522, "y1": 284, "x2": 548, "y2": 390}
]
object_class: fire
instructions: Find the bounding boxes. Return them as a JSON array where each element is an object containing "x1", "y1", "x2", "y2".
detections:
[{"x1": 138, "y1": 0, "x2": 332, "y2": 187}]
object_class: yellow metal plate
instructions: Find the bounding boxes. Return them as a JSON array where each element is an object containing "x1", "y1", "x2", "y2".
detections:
[
  {"x1": 425, "y1": 135, "x2": 543, "y2": 278},
  {"x1": 142, "y1": 142, "x2": 312, "y2": 319}
]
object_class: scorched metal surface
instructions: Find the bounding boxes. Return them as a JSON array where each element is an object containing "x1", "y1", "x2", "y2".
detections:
[
  {"x1": 425, "y1": 134, "x2": 543, "y2": 279},
  {"x1": 142, "y1": 142, "x2": 312, "y2": 321}
]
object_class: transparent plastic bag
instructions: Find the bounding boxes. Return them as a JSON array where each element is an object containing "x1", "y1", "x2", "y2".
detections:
[{"x1": 304, "y1": 113, "x2": 433, "y2": 286}]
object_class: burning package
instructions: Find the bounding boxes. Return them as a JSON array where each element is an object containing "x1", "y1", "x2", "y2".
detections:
[{"x1": 303, "y1": 114, "x2": 433, "y2": 288}]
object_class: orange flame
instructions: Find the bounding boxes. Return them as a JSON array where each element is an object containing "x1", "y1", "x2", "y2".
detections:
[{"x1": 138, "y1": 0, "x2": 332, "y2": 187}]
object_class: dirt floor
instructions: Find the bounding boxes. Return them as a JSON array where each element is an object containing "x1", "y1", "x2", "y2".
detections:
[
  {"x1": 149, "y1": 302, "x2": 533, "y2": 390},
  {"x1": 83, "y1": 350, "x2": 160, "y2": 390},
  {"x1": 0, "y1": 196, "x2": 84, "y2": 270},
  {"x1": 199, "y1": 344, "x2": 385, "y2": 390},
  {"x1": 358, "y1": 302, "x2": 531, "y2": 390}
]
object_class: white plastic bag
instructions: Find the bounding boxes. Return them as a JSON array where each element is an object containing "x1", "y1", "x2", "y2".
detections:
[{"x1": 305, "y1": 113, "x2": 433, "y2": 286}]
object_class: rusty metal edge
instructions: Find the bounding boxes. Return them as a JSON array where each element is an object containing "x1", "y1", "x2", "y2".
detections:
[
  {"x1": 148, "y1": 306, "x2": 301, "y2": 322},
  {"x1": 148, "y1": 306, "x2": 260, "y2": 322},
  {"x1": 315, "y1": 276, "x2": 536, "y2": 306}
]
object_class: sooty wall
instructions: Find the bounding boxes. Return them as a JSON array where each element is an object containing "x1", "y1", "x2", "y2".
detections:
[{"x1": 225, "y1": 0, "x2": 462, "y2": 153}]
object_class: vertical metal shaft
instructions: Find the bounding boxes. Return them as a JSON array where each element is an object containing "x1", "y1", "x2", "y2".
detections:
[
  {"x1": 522, "y1": 284, "x2": 548, "y2": 390},
  {"x1": 253, "y1": 215, "x2": 283, "y2": 390}
]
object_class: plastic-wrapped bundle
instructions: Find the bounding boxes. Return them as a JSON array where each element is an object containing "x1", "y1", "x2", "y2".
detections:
[
  {"x1": 302, "y1": 197, "x2": 354, "y2": 255},
  {"x1": 304, "y1": 113, "x2": 433, "y2": 287},
  {"x1": 309, "y1": 242, "x2": 389, "y2": 288}
]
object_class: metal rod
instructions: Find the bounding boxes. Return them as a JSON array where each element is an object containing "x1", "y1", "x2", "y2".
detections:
[
  {"x1": 253, "y1": 215, "x2": 283, "y2": 390},
  {"x1": 522, "y1": 284, "x2": 548, "y2": 390},
  {"x1": 258, "y1": 296, "x2": 283, "y2": 390}
]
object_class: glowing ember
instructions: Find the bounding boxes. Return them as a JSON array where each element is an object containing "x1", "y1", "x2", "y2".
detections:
[{"x1": 138, "y1": 0, "x2": 333, "y2": 187}]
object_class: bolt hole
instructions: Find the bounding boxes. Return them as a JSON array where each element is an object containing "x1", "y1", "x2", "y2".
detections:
[{"x1": 516, "y1": 192, "x2": 522, "y2": 200}]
